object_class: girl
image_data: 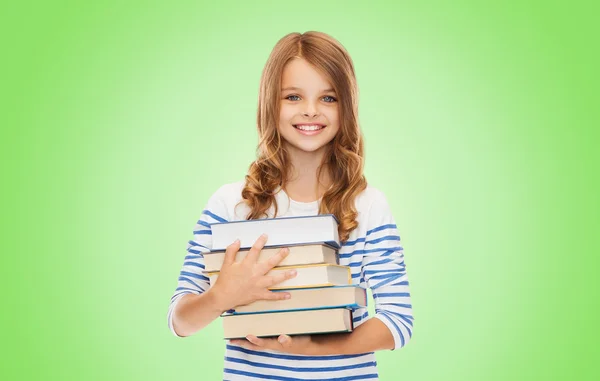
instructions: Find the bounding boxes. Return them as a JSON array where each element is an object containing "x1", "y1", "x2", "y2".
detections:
[{"x1": 168, "y1": 31, "x2": 414, "y2": 380}]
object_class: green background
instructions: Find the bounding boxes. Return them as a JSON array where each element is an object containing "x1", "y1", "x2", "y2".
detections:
[{"x1": 2, "y1": 1, "x2": 598, "y2": 380}]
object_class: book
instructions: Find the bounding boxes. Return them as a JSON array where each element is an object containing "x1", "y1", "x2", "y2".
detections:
[
  {"x1": 202, "y1": 243, "x2": 338, "y2": 272},
  {"x1": 223, "y1": 308, "x2": 354, "y2": 339},
  {"x1": 231, "y1": 285, "x2": 367, "y2": 314},
  {"x1": 209, "y1": 214, "x2": 340, "y2": 251},
  {"x1": 208, "y1": 263, "x2": 351, "y2": 290}
]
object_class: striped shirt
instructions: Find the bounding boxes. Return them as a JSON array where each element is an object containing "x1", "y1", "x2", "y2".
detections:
[{"x1": 168, "y1": 180, "x2": 414, "y2": 380}]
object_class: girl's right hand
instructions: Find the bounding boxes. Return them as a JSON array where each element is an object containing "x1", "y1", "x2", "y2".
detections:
[{"x1": 210, "y1": 233, "x2": 297, "y2": 312}]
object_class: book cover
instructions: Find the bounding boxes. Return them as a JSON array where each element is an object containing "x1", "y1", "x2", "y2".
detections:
[
  {"x1": 226, "y1": 285, "x2": 368, "y2": 315},
  {"x1": 202, "y1": 242, "x2": 339, "y2": 272},
  {"x1": 208, "y1": 263, "x2": 352, "y2": 290},
  {"x1": 210, "y1": 214, "x2": 340, "y2": 251},
  {"x1": 222, "y1": 307, "x2": 354, "y2": 339}
]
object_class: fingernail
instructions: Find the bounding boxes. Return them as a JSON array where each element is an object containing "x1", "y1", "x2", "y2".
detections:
[
  {"x1": 289, "y1": 270, "x2": 297, "y2": 276},
  {"x1": 278, "y1": 336, "x2": 288, "y2": 344},
  {"x1": 261, "y1": 233, "x2": 268, "y2": 239},
  {"x1": 284, "y1": 293, "x2": 291, "y2": 299}
]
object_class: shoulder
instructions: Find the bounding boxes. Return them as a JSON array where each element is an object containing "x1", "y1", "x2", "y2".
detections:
[
  {"x1": 355, "y1": 184, "x2": 391, "y2": 212},
  {"x1": 200, "y1": 179, "x2": 245, "y2": 221},
  {"x1": 204, "y1": 179, "x2": 250, "y2": 222},
  {"x1": 354, "y1": 184, "x2": 396, "y2": 230},
  {"x1": 209, "y1": 179, "x2": 246, "y2": 202}
]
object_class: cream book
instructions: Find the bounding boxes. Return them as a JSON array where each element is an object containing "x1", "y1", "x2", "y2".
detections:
[
  {"x1": 209, "y1": 214, "x2": 340, "y2": 251},
  {"x1": 208, "y1": 264, "x2": 351, "y2": 290},
  {"x1": 223, "y1": 308, "x2": 354, "y2": 339},
  {"x1": 231, "y1": 285, "x2": 366, "y2": 314},
  {"x1": 202, "y1": 243, "x2": 338, "y2": 272}
]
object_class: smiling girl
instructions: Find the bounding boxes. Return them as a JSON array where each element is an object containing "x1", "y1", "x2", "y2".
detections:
[{"x1": 168, "y1": 31, "x2": 414, "y2": 380}]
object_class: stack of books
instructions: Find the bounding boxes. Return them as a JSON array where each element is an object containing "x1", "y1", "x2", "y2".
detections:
[{"x1": 203, "y1": 214, "x2": 367, "y2": 340}]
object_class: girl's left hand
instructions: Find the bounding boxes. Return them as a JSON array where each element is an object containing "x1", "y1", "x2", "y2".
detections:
[{"x1": 230, "y1": 334, "x2": 316, "y2": 355}]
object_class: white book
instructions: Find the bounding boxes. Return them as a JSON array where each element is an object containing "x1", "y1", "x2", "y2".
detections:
[
  {"x1": 209, "y1": 214, "x2": 340, "y2": 251},
  {"x1": 232, "y1": 285, "x2": 367, "y2": 314},
  {"x1": 223, "y1": 308, "x2": 354, "y2": 339},
  {"x1": 208, "y1": 264, "x2": 351, "y2": 290},
  {"x1": 202, "y1": 243, "x2": 338, "y2": 272}
]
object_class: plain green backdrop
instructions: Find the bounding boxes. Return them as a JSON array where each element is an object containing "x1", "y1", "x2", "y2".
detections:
[{"x1": 2, "y1": 1, "x2": 598, "y2": 380}]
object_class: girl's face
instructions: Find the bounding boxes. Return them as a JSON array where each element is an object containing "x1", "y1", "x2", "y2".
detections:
[{"x1": 278, "y1": 58, "x2": 340, "y2": 155}]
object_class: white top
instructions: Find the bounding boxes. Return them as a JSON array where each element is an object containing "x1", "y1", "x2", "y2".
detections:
[{"x1": 167, "y1": 180, "x2": 414, "y2": 380}]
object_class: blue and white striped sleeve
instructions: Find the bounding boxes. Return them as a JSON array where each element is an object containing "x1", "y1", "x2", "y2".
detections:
[
  {"x1": 167, "y1": 186, "x2": 229, "y2": 337},
  {"x1": 361, "y1": 191, "x2": 414, "y2": 350}
]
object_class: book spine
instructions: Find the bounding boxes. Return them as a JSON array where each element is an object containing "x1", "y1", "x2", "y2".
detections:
[{"x1": 227, "y1": 303, "x2": 364, "y2": 316}]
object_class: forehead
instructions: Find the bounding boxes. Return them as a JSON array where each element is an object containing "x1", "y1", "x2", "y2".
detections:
[{"x1": 281, "y1": 58, "x2": 333, "y2": 90}]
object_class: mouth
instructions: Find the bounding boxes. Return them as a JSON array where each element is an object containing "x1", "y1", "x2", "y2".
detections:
[{"x1": 293, "y1": 124, "x2": 327, "y2": 132}]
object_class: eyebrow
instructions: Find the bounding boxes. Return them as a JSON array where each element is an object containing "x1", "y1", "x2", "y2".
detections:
[{"x1": 281, "y1": 86, "x2": 336, "y2": 93}]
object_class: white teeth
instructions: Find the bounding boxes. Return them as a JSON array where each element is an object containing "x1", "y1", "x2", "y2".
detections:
[{"x1": 295, "y1": 125, "x2": 324, "y2": 131}]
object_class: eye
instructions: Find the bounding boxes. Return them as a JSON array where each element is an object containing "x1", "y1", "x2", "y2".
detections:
[
  {"x1": 323, "y1": 95, "x2": 337, "y2": 103},
  {"x1": 285, "y1": 95, "x2": 301, "y2": 101}
]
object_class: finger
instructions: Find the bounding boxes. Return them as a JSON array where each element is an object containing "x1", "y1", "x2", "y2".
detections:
[
  {"x1": 261, "y1": 269, "x2": 297, "y2": 288},
  {"x1": 243, "y1": 233, "x2": 268, "y2": 265},
  {"x1": 230, "y1": 339, "x2": 259, "y2": 351},
  {"x1": 278, "y1": 334, "x2": 292, "y2": 348},
  {"x1": 248, "y1": 335, "x2": 282, "y2": 351},
  {"x1": 223, "y1": 239, "x2": 241, "y2": 267},
  {"x1": 257, "y1": 247, "x2": 289, "y2": 274},
  {"x1": 260, "y1": 290, "x2": 291, "y2": 301},
  {"x1": 245, "y1": 335, "x2": 265, "y2": 347}
]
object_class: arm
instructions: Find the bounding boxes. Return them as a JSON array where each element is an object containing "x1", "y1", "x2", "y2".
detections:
[
  {"x1": 234, "y1": 191, "x2": 414, "y2": 354},
  {"x1": 360, "y1": 191, "x2": 414, "y2": 350},
  {"x1": 171, "y1": 289, "x2": 230, "y2": 338},
  {"x1": 168, "y1": 195, "x2": 297, "y2": 337},
  {"x1": 310, "y1": 315, "x2": 395, "y2": 354},
  {"x1": 314, "y1": 199, "x2": 414, "y2": 353},
  {"x1": 167, "y1": 187, "x2": 228, "y2": 337},
  {"x1": 237, "y1": 314, "x2": 394, "y2": 355}
]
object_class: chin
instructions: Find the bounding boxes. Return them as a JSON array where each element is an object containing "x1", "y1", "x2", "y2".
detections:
[
  {"x1": 288, "y1": 141, "x2": 331, "y2": 153},
  {"x1": 295, "y1": 146, "x2": 326, "y2": 153}
]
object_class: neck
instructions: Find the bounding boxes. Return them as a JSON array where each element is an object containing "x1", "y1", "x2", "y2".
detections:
[{"x1": 283, "y1": 143, "x2": 332, "y2": 202}]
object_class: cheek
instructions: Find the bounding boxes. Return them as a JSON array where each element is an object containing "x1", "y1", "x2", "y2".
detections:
[
  {"x1": 327, "y1": 110, "x2": 340, "y2": 134},
  {"x1": 279, "y1": 105, "x2": 295, "y2": 122},
  {"x1": 328, "y1": 125, "x2": 341, "y2": 137},
  {"x1": 326, "y1": 107, "x2": 339, "y2": 123}
]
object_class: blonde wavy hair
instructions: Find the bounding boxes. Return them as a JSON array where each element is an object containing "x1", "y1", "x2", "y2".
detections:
[{"x1": 238, "y1": 31, "x2": 367, "y2": 244}]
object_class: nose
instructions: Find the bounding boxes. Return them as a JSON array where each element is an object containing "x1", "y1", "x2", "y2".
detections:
[{"x1": 302, "y1": 99, "x2": 319, "y2": 118}]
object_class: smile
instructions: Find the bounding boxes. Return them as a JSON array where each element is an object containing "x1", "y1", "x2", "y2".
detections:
[
  {"x1": 293, "y1": 124, "x2": 326, "y2": 136},
  {"x1": 293, "y1": 124, "x2": 326, "y2": 131}
]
